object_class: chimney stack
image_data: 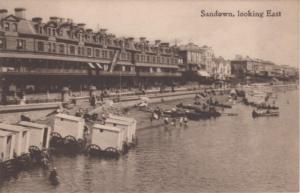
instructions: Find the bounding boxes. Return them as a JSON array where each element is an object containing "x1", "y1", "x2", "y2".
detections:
[
  {"x1": 86, "y1": 28, "x2": 93, "y2": 33},
  {"x1": 0, "y1": 9, "x2": 8, "y2": 20},
  {"x1": 155, "y1": 40, "x2": 161, "y2": 45},
  {"x1": 77, "y1": 23, "x2": 86, "y2": 28},
  {"x1": 32, "y1": 17, "x2": 42, "y2": 23},
  {"x1": 161, "y1": 42, "x2": 169, "y2": 47},
  {"x1": 15, "y1": 8, "x2": 26, "y2": 19},
  {"x1": 140, "y1": 37, "x2": 146, "y2": 42},
  {"x1": 49, "y1": 16, "x2": 59, "y2": 23}
]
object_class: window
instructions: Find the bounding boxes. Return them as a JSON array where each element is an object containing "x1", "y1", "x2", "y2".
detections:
[
  {"x1": 52, "y1": 29, "x2": 56, "y2": 36},
  {"x1": 95, "y1": 49, "x2": 100, "y2": 57},
  {"x1": 39, "y1": 27, "x2": 43, "y2": 34},
  {"x1": 81, "y1": 47, "x2": 85, "y2": 55},
  {"x1": 17, "y1": 39, "x2": 26, "y2": 50},
  {"x1": 70, "y1": 45, "x2": 75, "y2": 55},
  {"x1": 48, "y1": 42, "x2": 51, "y2": 52},
  {"x1": 87, "y1": 48, "x2": 92, "y2": 56},
  {"x1": 59, "y1": 44, "x2": 64, "y2": 54},
  {"x1": 4, "y1": 23, "x2": 9, "y2": 31},
  {"x1": 37, "y1": 41, "x2": 44, "y2": 51},
  {"x1": 52, "y1": 43, "x2": 56, "y2": 52},
  {"x1": 102, "y1": 50, "x2": 108, "y2": 58},
  {"x1": 109, "y1": 51, "x2": 114, "y2": 59},
  {"x1": 0, "y1": 39, "x2": 6, "y2": 49},
  {"x1": 78, "y1": 47, "x2": 81, "y2": 55},
  {"x1": 127, "y1": 53, "x2": 131, "y2": 60},
  {"x1": 11, "y1": 23, "x2": 17, "y2": 32},
  {"x1": 47, "y1": 28, "x2": 51, "y2": 35}
]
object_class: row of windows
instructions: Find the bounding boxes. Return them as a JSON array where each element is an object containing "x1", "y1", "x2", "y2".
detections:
[
  {"x1": 0, "y1": 38, "x2": 182, "y2": 64},
  {"x1": 135, "y1": 54, "x2": 178, "y2": 65},
  {"x1": 36, "y1": 41, "x2": 128, "y2": 59}
]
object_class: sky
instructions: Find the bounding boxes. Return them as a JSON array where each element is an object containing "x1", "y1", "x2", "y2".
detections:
[{"x1": 0, "y1": 0, "x2": 299, "y2": 67}]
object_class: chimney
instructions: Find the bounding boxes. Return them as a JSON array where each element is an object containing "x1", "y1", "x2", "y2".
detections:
[
  {"x1": 15, "y1": 8, "x2": 26, "y2": 19},
  {"x1": 0, "y1": 9, "x2": 8, "y2": 20},
  {"x1": 77, "y1": 23, "x2": 86, "y2": 29},
  {"x1": 50, "y1": 16, "x2": 58, "y2": 23},
  {"x1": 86, "y1": 28, "x2": 93, "y2": 33},
  {"x1": 155, "y1": 40, "x2": 161, "y2": 45},
  {"x1": 60, "y1": 18, "x2": 66, "y2": 23},
  {"x1": 32, "y1": 17, "x2": 42, "y2": 23},
  {"x1": 161, "y1": 42, "x2": 169, "y2": 47}
]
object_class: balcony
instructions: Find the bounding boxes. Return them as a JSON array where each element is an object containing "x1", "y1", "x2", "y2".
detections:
[
  {"x1": 99, "y1": 71, "x2": 136, "y2": 77},
  {"x1": 138, "y1": 72, "x2": 181, "y2": 77},
  {"x1": 0, "y1": 67, "x2": 89, "y2": 76}
]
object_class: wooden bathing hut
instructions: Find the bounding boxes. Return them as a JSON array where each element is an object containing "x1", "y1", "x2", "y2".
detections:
[
  {"x1": 88, "y1": 124, "x2": 126, "y2": 158},
  {"x1": 17, "y1": 121, "x2": 51, "y2": 151},
  {"x1": 0, "y1": 130, "x2": 16, "y2": 161},
  {"x1": 107, "y1": 114, "x2": 137, "y2": 146},
  {"x1": 104, "y1": 118, "x2": 130, "y2": 152},
  {"x1": 53, "y1": 113, "x2": 85, "y2": 139},
  {"x1": 51, "y1": 113, "x2": 86, "y2": 153},
  {"x1": 0, "y1": 123, "x2": 30, "y2": 156}
]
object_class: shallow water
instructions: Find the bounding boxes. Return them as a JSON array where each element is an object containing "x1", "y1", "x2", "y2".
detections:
[{"x1": 0, "y1": 90, "x2": 298, "y2": 193}]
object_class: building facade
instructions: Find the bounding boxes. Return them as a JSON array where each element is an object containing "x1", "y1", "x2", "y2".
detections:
[
  {"x1": 0, "y1": 8, "x2": 183, "y2": 103},
  {"x1": 214, "y1": 57, "x2": 231, "y2": 80},
  {"x1": 178, "y1": 43, "x2": 215, "y2": 78}
]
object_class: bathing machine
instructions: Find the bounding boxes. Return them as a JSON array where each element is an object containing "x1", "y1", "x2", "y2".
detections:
[{"x1": 0, "y1": 123, "x2": 30, "y2": 156}]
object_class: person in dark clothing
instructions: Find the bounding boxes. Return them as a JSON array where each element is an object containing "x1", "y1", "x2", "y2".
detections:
[
  {"x1": 49, "y1": 167, "x2": 59, "y2": 185},
  {"x1": 90, "y1": 95, "x2": 96, "y2": 107}
]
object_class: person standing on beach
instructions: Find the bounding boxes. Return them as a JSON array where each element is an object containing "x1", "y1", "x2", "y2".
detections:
[
  {"x1": 179, "y1": 117, "x2": 184, "y2": 127},
  {"x1": 183, "y1": 116, "x2": 188, "y2": 128}
]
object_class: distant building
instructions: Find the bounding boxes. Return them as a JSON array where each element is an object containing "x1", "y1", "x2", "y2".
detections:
[
  {"x1": 178, "y1": 43, "x2": 215, "y2": 78},
  {"x1": 214, "y1": 57, "x2": 231, "y2": 80},
  {"x1": 230, "y1": 59, "x2": 275, "y2": 78}
]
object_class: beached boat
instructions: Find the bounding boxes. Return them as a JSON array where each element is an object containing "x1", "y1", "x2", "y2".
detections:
[
  {"x1": 252, "y1": 109, "x2": 279, "y2": 118},
  {"x1": 176, "y1": 103, "x2": 221, "y2": 118}
]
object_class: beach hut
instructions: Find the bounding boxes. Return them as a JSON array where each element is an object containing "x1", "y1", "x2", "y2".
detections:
[
  {"x1": 105, "y1": 118, "x2": 129, "y2": 145},
  {"x1": 17, "y1": 121, "x2": 51, "y2": 150},
  {"x1": 91, "y1": 124, "x2": 125, "y2": 152},
  {"x1": 53, "y1": 113, "x2": 85, "y2": 140},
  {"x1": 0, "y1": 123, "x2": 30, "y2": 156},
  {"x1": 0, "y1": 130, "x2": 16, "y2": 161},
  {"x1": 107, "y1": 114, "x2": 137, "y2": 145}
]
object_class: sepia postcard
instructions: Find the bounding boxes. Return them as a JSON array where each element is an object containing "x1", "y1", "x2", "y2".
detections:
[{"x1": 0, "y1": 0, "x2": 299, "y2": 193}]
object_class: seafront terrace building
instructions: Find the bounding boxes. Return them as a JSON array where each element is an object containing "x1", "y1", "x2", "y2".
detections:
[
  {"x1": 0, "y1": 8, "x2": 182, "y2": 104},
  {"x1": 230, "y1": 58, "x2": 298, "y2": 80},
  {"x1": 231, "y1": 59, "x2": 275, "y2": 78},
  {"x1": 178, "y1": 43, "x2": 215, "y2": 80}
]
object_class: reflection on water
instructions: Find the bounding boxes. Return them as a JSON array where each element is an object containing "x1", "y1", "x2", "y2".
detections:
[{"x1": 0, "y1": 90, "x2": 298, "y2": 193}]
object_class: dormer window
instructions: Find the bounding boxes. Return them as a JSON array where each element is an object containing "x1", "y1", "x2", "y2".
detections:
[
  {"x1": 11, "y1": 23, "x2": 17, "y2": 32},
  {"x1": 39, "y1": 27, "x2": 43, "y2": 34},
  {"x1": 4, "y1": 23, "x2": 9, "y2": 31},
  {"x1": 47, "y1": 28, "x2": 51, "y2": 35},
  {"x1": 52, "y1": 29, "x2": 56, "y2": 36}
]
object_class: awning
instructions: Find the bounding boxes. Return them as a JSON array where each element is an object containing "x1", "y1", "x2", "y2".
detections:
[
  {"x1": 88, "y1": 63, "x2": 95, "y2": 69},
  {"x1": 95, "y1": 63, "x2": 103, "y2": 69},
  {"x1": 197, "y1": 70, "x2": 210, "y2": 77}
]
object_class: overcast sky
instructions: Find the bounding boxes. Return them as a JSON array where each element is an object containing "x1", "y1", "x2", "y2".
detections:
[{"x1": 1, "y1": 0, "x2": 299, "y2": 67}]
